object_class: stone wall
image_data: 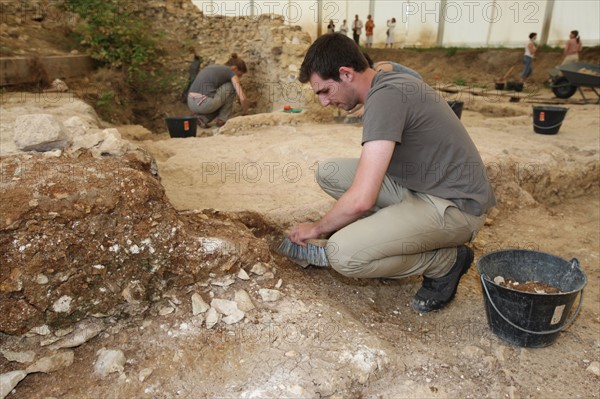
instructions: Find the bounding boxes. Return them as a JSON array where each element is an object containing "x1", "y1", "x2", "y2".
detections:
[{"x1": 142, "y1": 0, "x2": 315, "y2": 113}]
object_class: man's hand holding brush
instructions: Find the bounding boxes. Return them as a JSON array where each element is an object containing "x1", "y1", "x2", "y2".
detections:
[{"x1": 288, "y1": 222, "x2": 320, "y2": 247}]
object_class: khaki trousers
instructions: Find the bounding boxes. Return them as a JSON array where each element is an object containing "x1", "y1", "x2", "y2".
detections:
[
  {"x1": 187, "y1": 82, "x2": 235, "y2": 122},
  {"x1": 561, "y1": 54, "x2": 579, "y2": 65},
  {"x1": 318, "y1": 159, "x2": 486, "y2": 279}
]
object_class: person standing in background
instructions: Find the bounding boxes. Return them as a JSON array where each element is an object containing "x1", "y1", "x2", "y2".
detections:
[
  {"x1": 385, "y1": 18, "x2": 396, "y2": 48},
  {"x1": 365, "y1": 15, "x2": 375, "y2": 48},
  {"x1": 562, "y1": 30, "x2": 582, "y2": 65},
  {"x1": 352, "y1": 14, "x2": 363, "y2": 46},
  {"x1": 520, "y1": 32, "x2": 539, "y2": 83},
  {"x1": 339, "y1": 19, "x2": 349, "y2": 36},
  {"x1": 327, "y1": 20, "x2": 336, "y2": 34}
]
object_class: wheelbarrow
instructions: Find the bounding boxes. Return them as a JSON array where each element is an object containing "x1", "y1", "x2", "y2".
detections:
[{"x1": 548, "y1": 62, "x2": 600, "y2": 103}]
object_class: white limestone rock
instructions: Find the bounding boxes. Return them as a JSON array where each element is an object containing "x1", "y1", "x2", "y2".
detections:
[
  {"x1": 339, "y1": 346, "x2": 389, "y2": 385},
  {"x1": 158, "y1": 306, "x2": 175, "y2": 316},
  {"x1": 191, "y1": 293, "x2": 210, "y2": 315},
  {"x1": 258, "y1": 288, "x2": 282, "y2": 302},
  {"x1": 237, "y1": 269, "x2": 250, "y2": 280},
  {"x1": 13, "y1": 113, "x2": 70, "y2": 152},
  {"x1": 205, "y1": 307, "x2": 220, "y2": 329},
  {"x1": 1, "y1": 350, "x2": 35, "y2": 364},
  {"x1": 234, "y1": 289, "x2": 255, "y2": 312},
  {"x1": 211, "y1": 298, "x2": 246, "y2": 324},
  {"x1": 210, "y1": 298, "x2": 239, "y2": 316},
  {"x1": 138, "y1": 367, "x2": 154, "y2": 382},
  {"x1": 51, "y1": 295, "x2": 72, "y2": 313},
  {"x1": 587, "y1": 361, "x2": 600, "y2": 377},
  {"x1": 91, "y1": 128, "x2": 129, "y2": 157},
  {"x1": 49, "y1": 319, "x2": 104, "y2": 350},
  {"x1": 26, "y1": 351, "x2": 74, "y2": 373},
  {"x1": 70, "y1": 128, "x2": 105, "y2": 151},
  {"x1": 94, "y1": 348, "x2": 126, "y2": 377},
  {"x1": 250, "y1": 262, "x2": 269, "y2": 276},
  {"x1": 50, "y1": 79, "x2": 69, "y2": 92},
  {"x1": 26, "y1": 324, "x2": 50, "y2": 336},
  {"x1": 222, "y1": 310, "x2": 245, "y2": 325},
  {"x1": 62, "y1": 116, "x2": 89, "y2": 138},
  {"x1": 211, "y1": 275, "x2": 236, "y2": 287},
  {"x1": 0, "y1": 370, "x2": 27, "y2": 399}
]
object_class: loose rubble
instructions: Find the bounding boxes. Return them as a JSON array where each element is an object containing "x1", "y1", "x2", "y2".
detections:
[
  {"x1": 234, "y1": 289, "x2": 255, "y2": 312},
  {"x1": 94, "y1": 349, "x2": 126, "y2": 378},
  {"x1": 587, "y1": 361, "x2": 600, "y2": 377},
  {"x1": 191, "y1": 293, "x2": 210, "y2": 315},
  {"x1": 26, "y1": 351, "x2": 74, "y2": 374},
  {"x1": 205, "y1": 308, "x2": 220, "y2": 330},
  {"x1": 48, "y1": 319, "x2": 105, "y2": 350},
  {"x1": 0, "y1": 370, "x2": 28, "y2": 399},
  {"x1": 0, "y1": 99, "x2": 271, "y2": 335},
  {"x1": 258, "y1": 289, "x2": 283, "y2": 302},
  {"x1": 1, "y1": 351, "x2": 35, "y2": 364}
]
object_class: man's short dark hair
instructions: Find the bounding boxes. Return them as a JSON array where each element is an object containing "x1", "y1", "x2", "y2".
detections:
[{"x1": 299, "y1": 33, "x2": 369, "y2": 83}]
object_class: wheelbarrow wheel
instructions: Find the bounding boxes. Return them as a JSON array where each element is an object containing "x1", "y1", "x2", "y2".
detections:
[{"x1": 552, "y1": 76, "x2": 577, "y2": 99}]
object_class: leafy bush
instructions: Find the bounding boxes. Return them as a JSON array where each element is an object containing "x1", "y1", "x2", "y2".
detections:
[{"x1": 63, "y1": 0, "x2": 162, "y2": 79}]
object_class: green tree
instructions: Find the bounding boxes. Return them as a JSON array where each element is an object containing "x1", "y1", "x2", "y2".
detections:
[{"x1": 64, "y1": 0, "x2": 162, "y2": 79}]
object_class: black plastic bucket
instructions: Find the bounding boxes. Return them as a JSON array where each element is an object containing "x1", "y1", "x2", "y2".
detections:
[
  {"x1": 532, "y1": 106, "x2": 568, "y2": 135},
  {"x1": 165, "y1": 116, "x2": 197, "y2": 138},
  {"x1": 477, "y1": 249, "x2": 586, "y2": 348},
  {"x1": 447, "y1": 100, "x2": 464, "y2": 119},
  {"x1": 506, "y1": 81, "x2": 524, "y2": 92}
]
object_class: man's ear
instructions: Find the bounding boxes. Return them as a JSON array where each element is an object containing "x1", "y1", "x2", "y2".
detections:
[{"x1": 339, "y1": 66, "x2": 354, "y2": 82}]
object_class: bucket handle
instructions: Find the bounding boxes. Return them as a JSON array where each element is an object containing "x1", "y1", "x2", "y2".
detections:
[
  {"x1": 480, "y1": 258, "x2": 584, "y2": 335},
  {"x1": 533, "y1": 122, "x2": 564, "y2": 130}
]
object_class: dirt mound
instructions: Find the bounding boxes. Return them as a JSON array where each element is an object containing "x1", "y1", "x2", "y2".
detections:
[
  {"x1": 368, "y1": 46, "x2": 600, "y2": 85},
  {"x1": 0, "y1": 150, "x2": 273, "y2": 335}
]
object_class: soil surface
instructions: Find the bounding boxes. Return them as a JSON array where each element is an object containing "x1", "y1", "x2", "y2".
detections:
[
  {"x1": 3, "y1": 89, "x2": 599, "y2": 398},
  {"x1": 1, "y1": 3, "x2": 600, "y2": 398},
  {"x1": 497, "y1": 279, "x2": 563, "y2": 294}
]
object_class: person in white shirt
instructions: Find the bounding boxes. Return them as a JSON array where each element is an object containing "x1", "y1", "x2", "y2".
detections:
[
  {"x1": 520, "y1": 32, "x2": 539, "y2": 82},
  {"x1": 385, "y1": 18, "x2": 396, "y2": 48},
  {"x1": 339, "y1": 19, "x2": 349, "y2": 36}
]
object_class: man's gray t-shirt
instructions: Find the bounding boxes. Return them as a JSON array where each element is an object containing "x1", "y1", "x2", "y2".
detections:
[
  {"x1": 189, "y1": 65, "x2": 235, "y2": 97},
  {"x1": 363, "y1": 72, "x2": 496, "y2": 216}
]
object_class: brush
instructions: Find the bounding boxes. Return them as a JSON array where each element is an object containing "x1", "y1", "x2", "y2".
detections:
[{"x1": 277, "y1": 237, "x2": 329, "y2": 267}]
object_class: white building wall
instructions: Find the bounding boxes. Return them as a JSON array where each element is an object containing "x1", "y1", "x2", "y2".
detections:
[
  {"x1": 191, "y1": 0, "x2": 600, "y2": 48},
  {"x1": 442, "y1": 0, "x2": 549, "y2": 48},
  {"x1": 548, "y1": 0, "x2": 600, "y2": 47}
]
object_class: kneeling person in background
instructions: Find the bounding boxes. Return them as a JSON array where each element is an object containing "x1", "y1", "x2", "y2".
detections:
[{"x1": 187, "y1": 53, "x2": 249, "y2": 128}]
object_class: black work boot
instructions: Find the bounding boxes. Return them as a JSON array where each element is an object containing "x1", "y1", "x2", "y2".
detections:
[{"x1": 411, "y1": 246, "x2": 474, "y2": 313}]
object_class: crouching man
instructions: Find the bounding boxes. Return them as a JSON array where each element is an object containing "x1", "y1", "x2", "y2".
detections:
[{"x1": 287, "y1": 34, "x2": 496, "y2": 313}]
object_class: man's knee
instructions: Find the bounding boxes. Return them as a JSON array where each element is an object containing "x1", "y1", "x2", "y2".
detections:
[
  {"x1": 316, "y1": 158, "x2": 338, "y2": 190},
  {"x1": 326, "y1": 238, "x2": 366, "y2": 278},
  {"x1": 316, "y1": 158, "x2": 357, "y2": 192}
]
